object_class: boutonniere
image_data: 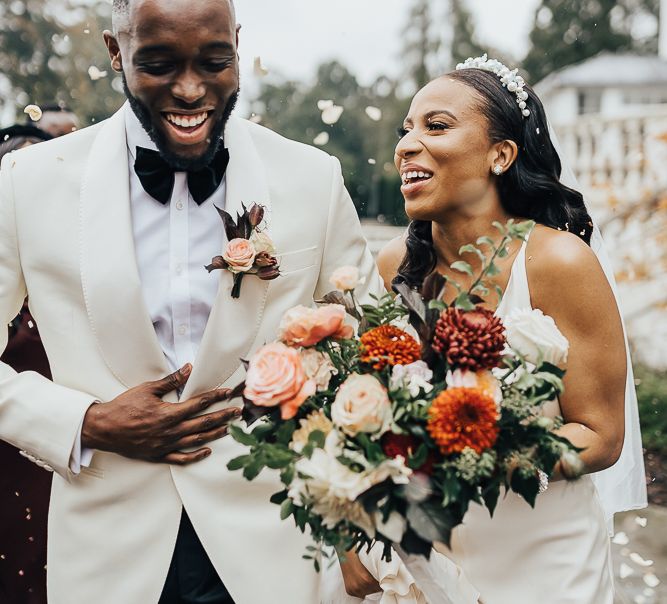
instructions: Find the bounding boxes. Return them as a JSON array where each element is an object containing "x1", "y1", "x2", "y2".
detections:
[{"x1": 205, "y1": 203, "x2": 280, "y2": 298}]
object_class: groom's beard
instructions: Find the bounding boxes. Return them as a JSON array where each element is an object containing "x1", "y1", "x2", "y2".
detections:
[{"x1": 122, "y1": 73, "x2": 239, "y2": 171}]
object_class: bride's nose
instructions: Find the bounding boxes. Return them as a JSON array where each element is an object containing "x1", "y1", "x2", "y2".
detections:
[{"x1": 395, "y1": 132, "x2": 422, "y2": 159}]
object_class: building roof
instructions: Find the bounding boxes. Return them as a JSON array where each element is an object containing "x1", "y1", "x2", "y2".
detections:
[{"x1": 535, "y1": 53, "x2": 667, "y2": 95}]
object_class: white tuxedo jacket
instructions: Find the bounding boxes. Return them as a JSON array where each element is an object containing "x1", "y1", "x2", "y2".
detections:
[{"x1": 0, "y1": 107, "x2": 383, "y2": 604}]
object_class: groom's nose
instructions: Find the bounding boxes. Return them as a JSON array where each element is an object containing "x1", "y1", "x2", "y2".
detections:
[{"x1": 172, "y1": 68, "x2": 206, "y2": 104}]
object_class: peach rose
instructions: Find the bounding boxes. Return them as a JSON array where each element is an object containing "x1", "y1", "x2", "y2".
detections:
[
  {"x1": 244, "y1": 342, "x2": 316, "y2": 419},
  {"x1": 223, "y1": 238, "x2": 256, "y2": 273},
  {"x1": 329, "y1": 266, "x2": 363, "y2": 291},
  {"x1": 278, "y1": 304, "x2": 354, "y2": 347}
]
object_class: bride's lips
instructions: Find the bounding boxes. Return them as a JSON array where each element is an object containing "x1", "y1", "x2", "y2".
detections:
[
  {"x1": 400, "y1": 164, "x2": 435, "y2": 197},
  {"x1": 161, "y1": 110, "x2": 214, "y2": 145},
  {"x1": 401, "y1": 177, "x2": 433, "y2": 197}
]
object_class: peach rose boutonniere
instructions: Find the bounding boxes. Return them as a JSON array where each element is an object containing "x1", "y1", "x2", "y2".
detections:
[{"x1": 205, "y1": 203, "x2": 280, "y2": 298}]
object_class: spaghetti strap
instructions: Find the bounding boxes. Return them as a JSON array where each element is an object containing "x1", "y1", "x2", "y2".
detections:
[{"x1": 495, "y1": 228, "x2": 534, "y2": 317}]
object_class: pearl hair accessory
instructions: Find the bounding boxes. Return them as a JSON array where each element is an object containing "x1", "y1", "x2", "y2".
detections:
[{"x1": 456, "y1": 53, "x2": 531, "y2": 118}]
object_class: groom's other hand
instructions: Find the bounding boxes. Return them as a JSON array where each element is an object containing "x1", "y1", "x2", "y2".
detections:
[{"x1": 81, "y1": 364, "x2": 241, "y2": 464}]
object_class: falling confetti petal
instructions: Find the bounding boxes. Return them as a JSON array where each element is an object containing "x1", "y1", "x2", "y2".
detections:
[
  {"x1": 619, "y1": 563, "x2": 634, "y2": 579},
  {"x1": 321, "y1": 105, "x2": 343, "y2": 125},
  {"x1": 365, "y1": 106, "x2": 382, "y2": 121},
  {"x1": 23, "y1": 104, "x2": 42, "y2": 121},
  {"x1": 253, "y1": 56, "x2": 269, "y2": 77},
  {"x1": 83, "y1": 28, "x2": 90, "y2": 34},
  {"x1": 633, "y1": 596, "x2": 646, "y2": 604},
  {"x1": 635, "y1": 516, "x2": 648, "y2": 527},
  {"x1": 317, "y1": 99, "x2": 334, "y2": 111},
  {"x1": 313, "y1": 132, "x2": 329, "y2": 146},
  {"x1": 612, "y1": 532, "x2": 629, "y2": 545},
  {"x1": 88, "y1": 66, "x2": 108, "y2": 81},
  {"x1": 643, "y1": 573, "x2": 660, "y2": 588},
  {"x1": 249, "y1": 114, "x2": 262, "y2": 124},
  {"x1": 629, "y1": 553, "x2": 654, "y2": 567},
  {"x1": 368, "y1": 158, "x2": 376, "y2": 165},
  {"x1": 643, "y1": 588, "x2": 655, "y2": 597}
]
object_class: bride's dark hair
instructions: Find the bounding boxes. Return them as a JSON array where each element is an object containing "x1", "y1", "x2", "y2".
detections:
[{"x1": 396, "y1": 68, "x2": 594, "y2": 289}]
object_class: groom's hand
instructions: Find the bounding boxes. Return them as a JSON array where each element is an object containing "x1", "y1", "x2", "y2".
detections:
[{"x1": 81, "y1": 364, "x2": 242, "y2": 465}]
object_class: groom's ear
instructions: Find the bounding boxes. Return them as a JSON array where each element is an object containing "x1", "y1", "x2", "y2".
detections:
[
  {"x1": 491, "y1": 140, "x2": 519, "y2": 173},
  {"x1": 103, "y1": 30, "x2": 123, "y2": 73}
]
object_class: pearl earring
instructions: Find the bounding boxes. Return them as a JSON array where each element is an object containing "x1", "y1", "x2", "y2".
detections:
[{"x1": 492, "y1": 165, "x2": 503, "y2": 176}]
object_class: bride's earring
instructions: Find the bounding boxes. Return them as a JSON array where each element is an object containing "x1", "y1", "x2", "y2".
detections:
[{"x1": 492, "y1": 165, "x2": 503, "y2": 176}]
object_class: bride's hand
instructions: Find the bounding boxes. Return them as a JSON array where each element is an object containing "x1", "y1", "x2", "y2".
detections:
[{"x1": 339, "y1": 550, "x2": 381, "y2": 599}]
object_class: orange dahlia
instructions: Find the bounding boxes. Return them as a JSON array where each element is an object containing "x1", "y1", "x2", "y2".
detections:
[
  {"x1": 427, "y1": 387, "x2": 499, "y2": 455},
  {"x1": 360, "y1": 325, "x2": 421, "y2": 371}
]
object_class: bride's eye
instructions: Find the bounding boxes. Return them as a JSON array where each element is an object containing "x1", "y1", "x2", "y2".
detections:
[
  {"x1": 396, "y1": 127, "x2": 409, "y2": 139},
  {"x1": 427, "y1": 122, "x2": 449, "y2": 131}
]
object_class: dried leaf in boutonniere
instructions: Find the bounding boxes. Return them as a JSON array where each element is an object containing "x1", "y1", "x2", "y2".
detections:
[{"x1": 205, "y1": 203, "x2": 280, "y2": 298}]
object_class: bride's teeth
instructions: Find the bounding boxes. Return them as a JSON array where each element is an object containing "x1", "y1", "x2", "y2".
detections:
[{"x1": 418, "y1": 171, "x2": 424, "y2": 178}]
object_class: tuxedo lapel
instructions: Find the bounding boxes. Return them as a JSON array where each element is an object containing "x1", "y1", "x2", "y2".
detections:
[
  {"x1": 181, "y1": 117, "x2": 271, "y2": 400},
  {"x1": 79, "y1": 106, "x2": 170, "y2": 389}
]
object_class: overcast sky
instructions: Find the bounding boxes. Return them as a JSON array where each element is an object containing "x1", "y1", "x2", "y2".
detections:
[{"x1": 234, "y1": 0, "x2": 541, "y2": 103}]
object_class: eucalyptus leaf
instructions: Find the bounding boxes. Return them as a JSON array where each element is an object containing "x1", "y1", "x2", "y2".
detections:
[
  {"x1": 450, "y1": 260, "x2": 473, "y2": 276},
  {"x1": 229, "y1": 424, "x2": 257, "y2": 447},
  {"x1": 454, "y1": 292, "x2": 475, "y2": 311}
]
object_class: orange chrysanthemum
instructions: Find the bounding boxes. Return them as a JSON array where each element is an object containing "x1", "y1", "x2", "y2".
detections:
[
  {"x1": 360, "y1": 325, "x2": 421, "y2": 371},
  {"x1": 427, "y1": 387, "x2": 499, "y2": 455}
]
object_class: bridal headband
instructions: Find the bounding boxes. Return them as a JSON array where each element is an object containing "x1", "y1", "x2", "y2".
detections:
[{"x1": 456, "y1": 54, "x2": 531, "y2": 118}]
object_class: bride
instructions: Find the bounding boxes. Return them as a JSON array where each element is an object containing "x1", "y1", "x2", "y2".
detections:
[{"x1": 328, "y1": 55, "x2": 646, "y2": 603}]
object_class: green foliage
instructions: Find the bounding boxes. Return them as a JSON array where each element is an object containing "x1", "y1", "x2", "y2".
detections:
[
  {"x1": 524, "y1": 0, "x2": 659, "y2": 83},
  {"x1": 635, "y1": 365, "x2": 667, "y2": 453},
  {"x1": 0, "y1": 0, "x2": 124, "y2": 124}
]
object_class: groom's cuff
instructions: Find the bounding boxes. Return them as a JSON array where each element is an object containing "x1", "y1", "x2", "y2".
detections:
[{"x1": 69, "y1": 414, "x2": 95, "y2": 474}]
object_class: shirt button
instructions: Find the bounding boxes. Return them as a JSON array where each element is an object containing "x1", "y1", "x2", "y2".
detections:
[
  {"x1": 176, "y1": 201, "x2": 184, "y2": 210},
  {"x1": 175, "y1": 264, "x2": 183, "y2": 275},
  {"x1": 178, "y1": 324, "x2": 187, "y2": 336}
]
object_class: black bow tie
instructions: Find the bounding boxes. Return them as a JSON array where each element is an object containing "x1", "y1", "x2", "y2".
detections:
[{"x1": 134, "y1": 144, "x2": 230, "y2": 205}]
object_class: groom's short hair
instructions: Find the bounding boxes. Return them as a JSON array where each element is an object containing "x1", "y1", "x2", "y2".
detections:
[{"x1": 111, "y1": 0, "x2": 236, "y2": 35}]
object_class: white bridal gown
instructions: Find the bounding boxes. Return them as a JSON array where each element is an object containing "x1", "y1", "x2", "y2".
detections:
[{"x1": 440, "y1": 234, "x2": 614, "y2": 604}]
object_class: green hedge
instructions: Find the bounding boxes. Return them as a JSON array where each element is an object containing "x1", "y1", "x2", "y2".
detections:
[{"x1": 634, "y1": 366, "x2": 667, "y2": 454}]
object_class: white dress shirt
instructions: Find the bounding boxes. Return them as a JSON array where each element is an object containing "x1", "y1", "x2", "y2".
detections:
[{"x1": 72, "y1": 106, "x2": 226, "y2": 471}]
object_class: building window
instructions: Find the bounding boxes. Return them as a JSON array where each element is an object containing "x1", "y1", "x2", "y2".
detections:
[{"x1": 578, "y1": 90, "x2": 602, "y2": 115}]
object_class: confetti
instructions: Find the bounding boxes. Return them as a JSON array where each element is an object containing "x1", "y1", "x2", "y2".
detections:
[
  {"x1": 317, "y1": 100, "x2": 333, "y2": 111},
  {"x1": 249, "y1": 114, "x2": 262, "y2": 124},
  {"x1": 612, "y1": 532, "x2": 629, "y2": 545},
  {"x1": 643, "y1": 588, "x2": 655, "y2": 596},
  {"x1": 88, "y1": 66, "x2": 108, "y2": 81},
  {"x1": 368, "y1": 158, "x2": 376, "y2": 165},
  {"x1": 253, "y1": 56, "x2": 269, "y2": 77},
  {"x1": 643, "y1": 573, "x2": 660, "y2": 588},
  {"x1": 633, "y1": 596, "x2": 646, "y2": 604},
  {"x1": 619, "y1": 563, "x2": 634, "y2": 579},
  {"x1": 313, "y1": 132, "x2": 329, "y2": 146},
  {"x1": 83, "y1": 28, "x2": 90, "y2": 34},
  {"x1": 629, "y1": 552, "x2": 654, "y2": 567},
  {"x1": 321, "y1": 105, "x2": 343, "y2": 125},
  {"x1": 23, "y1": 105, "x2": 42, "y2": 121},
  {"x1": 365, "y1": 106, "x2": 382, "y2": 121},
  {"x1": 635, "y1": 516, "x2": 648, "y2": 527}
]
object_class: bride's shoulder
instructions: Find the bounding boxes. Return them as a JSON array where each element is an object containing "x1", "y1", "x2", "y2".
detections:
[
  {"x1": 377, "y1": 234, "x2": 407, "y2": 291},
  {"x1": 526, "y1": 224, "x2": 611, "y2": 310}
]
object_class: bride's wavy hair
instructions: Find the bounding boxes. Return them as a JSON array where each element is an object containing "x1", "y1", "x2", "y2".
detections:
[{"x1": 396, "y1": 68, "x2": 594, "y2": 289}]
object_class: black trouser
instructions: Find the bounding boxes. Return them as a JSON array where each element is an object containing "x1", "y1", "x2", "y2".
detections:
[{"x1": 159, "y1": 510, "x2": 235, "y2": 604}]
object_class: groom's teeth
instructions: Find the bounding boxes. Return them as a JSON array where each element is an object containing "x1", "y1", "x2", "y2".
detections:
[{"x1": 166, "y1": 112, "x2": 208, "y2": 128}]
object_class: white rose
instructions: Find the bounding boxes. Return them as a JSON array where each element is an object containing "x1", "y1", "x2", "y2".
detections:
[
  {"x1": 446, "y1": 369, "x2": 502, "y2": 404},
  {"x1": 299, "y1": 348, "x2": 337, "y2": 391},
  {"x1": 503, "y1": 308, "x2": 569, "y2": 367},
  {"x1": 249, "y1": 230, "x2": 275, "y2": 255},
  {"x1": 329, "y1": 266, "x2": 364, "y2": 291},
  {"x1": 331, "y1": 373, "x2": 392, "y2": 437},
  {"x1": 390, "y1": 361, "x2": 433, "y2": 397}
]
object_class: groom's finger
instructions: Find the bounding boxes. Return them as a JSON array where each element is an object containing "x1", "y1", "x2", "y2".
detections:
[
  {"x1": 170, "y1": 424, "x2": 230, "y2": 450},
  {"x1": 169, "y1": 387, "x2": 236, "y2": 423},
  {"x1": 150, "y1": 364, "x2": 192, "y2": 397},
  {"x1": 160, "y1": 447, "x2": 212, "y2": 466},
  {"x1": 172, "y1": 406, "x2": 241, "y2": 438}
]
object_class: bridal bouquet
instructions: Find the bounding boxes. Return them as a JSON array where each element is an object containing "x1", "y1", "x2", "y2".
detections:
[{"x1": 226, "y1": 219, "x2": 581, "y2": 570}]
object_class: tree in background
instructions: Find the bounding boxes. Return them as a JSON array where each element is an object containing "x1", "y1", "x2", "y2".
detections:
[
  {"x1": 0, "y1": 0, "x2": 123, "y2": 125},
  {"x1": 401, "y1": 0, "x2": 441, "y2": 91},
  {"x1": 524, "y1": 0, "x2": 660, "y2": 83},
  {"x1": 450, "y1": 0, "x2": 486, "y2": 65}
]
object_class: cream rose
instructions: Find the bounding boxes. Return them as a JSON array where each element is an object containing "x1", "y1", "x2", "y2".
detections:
[
  {"x1": 331, "y1": 373, "x2": 392, "y2": 437},
  {"x1": 223, "y1": 238, "x2": 256, "y2": 273},
  {"x1": 329, "y1": 266, "x2": 363, "y2": 291},
  {"x1": 503, "y1": 308, "x2": 569, "y2": 367},
  {"x1": 300, "y1": 348, "x2": 337, "y2": 391},
  {"x1": 249, "y1": 230, "x2": 275, "y2": 255},
  {"x1": 244, "y1": 342, "x2": 316, "y2": 419}
]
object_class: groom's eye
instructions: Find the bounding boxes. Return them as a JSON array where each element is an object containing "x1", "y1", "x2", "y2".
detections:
[{"x1": 139, "y1": 62, "x2": 174, "y2": 75}]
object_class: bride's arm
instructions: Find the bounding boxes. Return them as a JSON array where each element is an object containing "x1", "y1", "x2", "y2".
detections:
[{"x1": 528, "y1": 228, "x2": 626, "y2": 475}]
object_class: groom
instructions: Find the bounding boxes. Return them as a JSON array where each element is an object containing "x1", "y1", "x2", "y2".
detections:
[{"x1": 0, "y1": 0, "x2": 382, "y2": 602}]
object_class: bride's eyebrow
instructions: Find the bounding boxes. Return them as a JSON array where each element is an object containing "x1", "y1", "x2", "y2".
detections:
[{"x1": 424, "y1": 109, "x2": 458, "y2": 122}]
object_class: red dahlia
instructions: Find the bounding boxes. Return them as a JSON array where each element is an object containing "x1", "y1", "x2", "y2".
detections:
[
  {"x1": 432, "y1": 307, "x2": 505, "y2": 371},
  {"x1": 381, "y1": 432, "x2": 436, "y2": 475}
]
